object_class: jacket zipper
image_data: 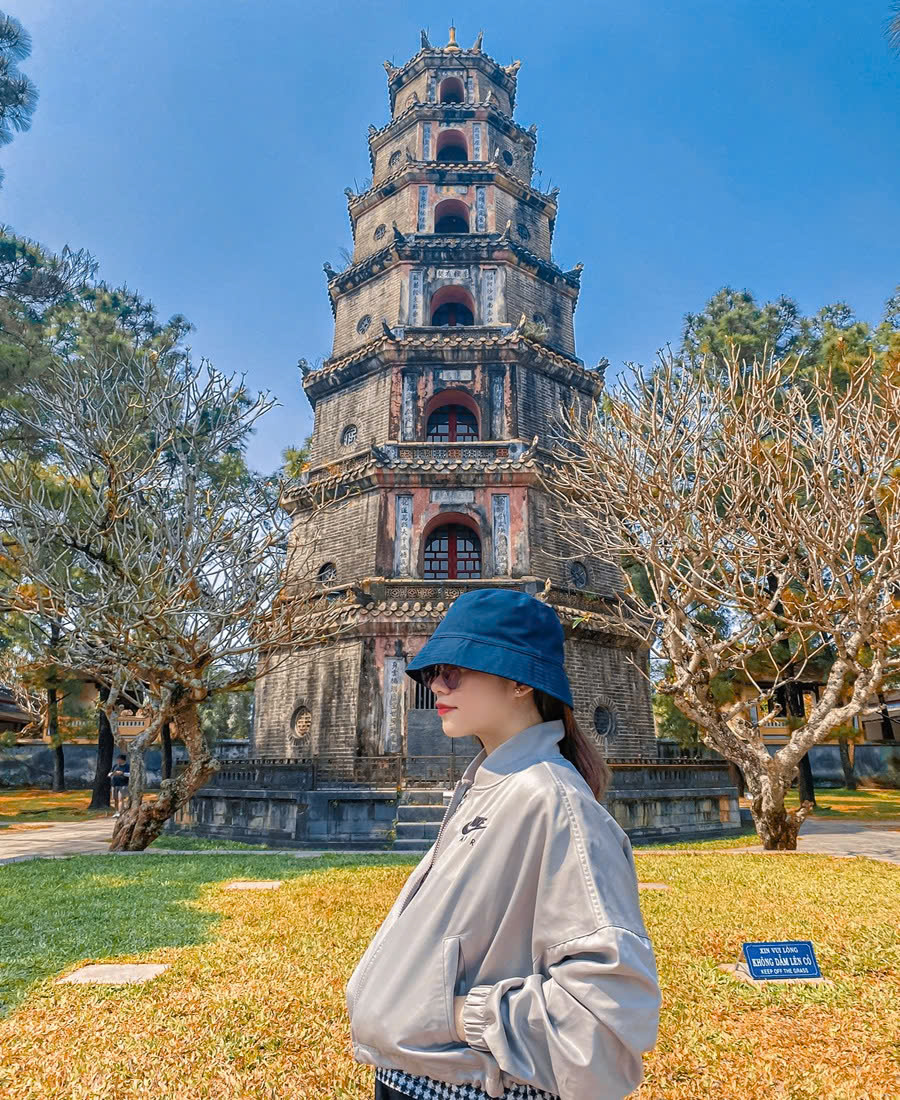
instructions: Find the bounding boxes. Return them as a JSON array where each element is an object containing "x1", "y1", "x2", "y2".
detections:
[
  {"x1": 396, "y1": 783, "x2": 470, "y2": 918},
  {"x1": 348, "y1": 782, "x2": 471, "y2": 1019}
]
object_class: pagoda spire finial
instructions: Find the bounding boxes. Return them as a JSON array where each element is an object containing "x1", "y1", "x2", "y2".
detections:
[{"x1": 445, "y1": 25, "x2": 460, "y2": 51}]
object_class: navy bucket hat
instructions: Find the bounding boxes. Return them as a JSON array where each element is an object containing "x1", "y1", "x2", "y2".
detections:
[{"x1": 405, "y1": 588, "x2": 574, "y2": 707}]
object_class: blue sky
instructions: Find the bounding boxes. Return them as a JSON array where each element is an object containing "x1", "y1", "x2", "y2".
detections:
[{"x1": 4, "y1": 1, "x2": 899, "y2": 474}]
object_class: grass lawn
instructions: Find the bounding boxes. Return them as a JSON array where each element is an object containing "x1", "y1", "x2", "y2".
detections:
[
  {"x1": 780, "y1": 785, "x2": 900, "y2": 819},
  {"x1": 0, "y1": 787, "x2": 163, "y2": 829},
  {"x1": 0, "y1": 852, "x2": 896, "y2": 1099}
]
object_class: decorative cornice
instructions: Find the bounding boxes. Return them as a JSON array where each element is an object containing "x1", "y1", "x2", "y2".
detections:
[
  {"x1": 385, "y1": 40, "x2": 520, "y2": 113},
  {"x1": 324, "y1": 233, "x2": 580, "y2": 304},
  {"x1": 368, "y1": 100, "x2": 536, "y2": 155},
  {"x1": 301, "y1": 329, "x2": 603, "y2": 402},
  {"x1": 346, "y1": 159, "x2": 555, "y2": 215}
]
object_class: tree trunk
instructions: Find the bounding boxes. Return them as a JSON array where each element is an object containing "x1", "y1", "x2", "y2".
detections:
[
  {"x1": 778, "y1": 682, "x2": 816, "y2": 808},
  {"x1": 747, "y1": 772, "x2": 814, "y2": 849},
  {"x1": 89, "y1": 683, "x2": 115, "y2": 810},
  {"x1": 108, "y1": 699, "x2": 218, "y2": 851},
  {"x1": 797, "y1": 751, "x2": 816, "y2": 805},
  {"x1": 161, "y1": 721, "x2": 173, "y2": 780},
  {"x1": 47, "y1": 686, "x2": 65, "y2": 792},
  {"x1": 878, "y1": 693, "x2": 896, "y2": 741},
  {"x1": 837, "y1": 737, "x2": 857, "y2": 789}
]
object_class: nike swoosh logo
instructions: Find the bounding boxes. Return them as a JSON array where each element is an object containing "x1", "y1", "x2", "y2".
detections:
[{"x1": 461, "y1": 817, "x2": 488, "y2": 835}]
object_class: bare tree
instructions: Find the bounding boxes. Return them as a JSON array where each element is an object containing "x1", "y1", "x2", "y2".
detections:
[
  {"x1": 0, "y1": 343, "x2": 359, "y2": 849},
  {"x1": 542, "y1": 349, "x2": 900, "y2": 848}
]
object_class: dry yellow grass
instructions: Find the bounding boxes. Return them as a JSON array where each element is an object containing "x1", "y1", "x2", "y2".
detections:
[{"x1": 0, "y1": 854, "x2": 897, "y2": 1099}]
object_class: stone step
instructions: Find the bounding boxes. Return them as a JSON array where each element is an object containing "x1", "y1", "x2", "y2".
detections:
[
  {"x1": 397, "y1": 804, "x2": 445, "y2": 823},
  {"x1": 392, "y1": 839, "x2": 433, "y2": 852},
  {"x1": 395, "y1": 821, "x2": 442, "y2": 840},
  {"x1": 398, "y1": 789, "x2": 446, "y2": 805}
]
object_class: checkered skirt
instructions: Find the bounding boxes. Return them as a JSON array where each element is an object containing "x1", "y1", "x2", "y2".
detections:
[{"x1": 374, "y1": 1065, "x2": 559, "y2": 1099}]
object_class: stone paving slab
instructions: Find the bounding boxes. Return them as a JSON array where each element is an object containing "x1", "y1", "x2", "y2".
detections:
[
  {"x1": 223, "y1": 879, "x2": 284, "y2": 890},
  {"x1": 56, "y1": 963, "x2": 169, "y2": 984}
]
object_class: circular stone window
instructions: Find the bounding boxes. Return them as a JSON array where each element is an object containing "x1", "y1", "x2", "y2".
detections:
[
  {"x1": 568, "y1": 560, "x2": 588, "y2": 588},
  {"x1": 502, "y1": 149, "x2": 514, "y2": 166},
  {"x1": 340, "y1": 423, "x2": 358, "y2": 446},
  {"x1": 373, "y1": 223, "x2": 387, "y2": 240},
  {"x1": 593, "y1": 704, "x2": 617, "y2": 740},
  {"x1": 292, "y1": 704, "x2": 314, "y2": 748},
  {"x1": 517, "y1": 222, "x2": 530, "y2": 240},
  {"x1": 388, "y1": 149, "x2": 402, "y2": 168},
  {"x1": 317, "y1": 561, "x2": 337, "y2": 583},
  {"x1": 532, "y1": 312, "x2": 546, "y2": 326},
  {"x1": 357, "y1": 314, "x2": 372, "y2": 335}
]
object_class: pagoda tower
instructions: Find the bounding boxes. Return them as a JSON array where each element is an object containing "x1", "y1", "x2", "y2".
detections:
[{"x1": 252, "y1": 28, "x2": 657, "y2": 776}]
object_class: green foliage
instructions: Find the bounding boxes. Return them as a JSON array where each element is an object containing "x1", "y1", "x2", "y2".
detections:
[
  {"x1": 0, "y1": 10, "x2": 38, "y2": 189},
  {"x1": 197, "y1": 685, "x2": 253, "y2": 743},
  {"x1": 281, "y1": 431, "x2": 314, "y2": 478}
]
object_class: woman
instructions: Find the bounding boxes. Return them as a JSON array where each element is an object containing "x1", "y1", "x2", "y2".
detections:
[{"x1": 346, "y1": 588, "x2": 661, "y2": 1100}]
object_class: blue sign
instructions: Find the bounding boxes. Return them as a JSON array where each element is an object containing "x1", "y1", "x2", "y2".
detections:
[{"x1": 741, "y1": 940, "x2": 821, "y2": 980}]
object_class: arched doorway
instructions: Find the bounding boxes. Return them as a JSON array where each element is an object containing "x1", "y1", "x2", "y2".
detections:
[
  {"x1": 422, "y1": 522, "x2": 482, "y2": 579},
  {"x1": 429, "y1": 285, "x2": 475, "y2": 326},
  {"x1": 439, "y1": 77, "x2": 464, "y2": 104},
  {"x1": 433, "y1": 198, "x2": 469, "y2": 233},
  {"x1": 426, "y1": 404, "x2": 479, "y2": 442},
  {"x1": 435, "y1": 128, "x2": 468, "y2": 162}
]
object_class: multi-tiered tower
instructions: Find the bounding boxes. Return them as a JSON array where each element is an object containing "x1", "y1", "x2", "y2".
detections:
[{"x1": 253, "y1": 28, "x2": 657, "y2": 775}]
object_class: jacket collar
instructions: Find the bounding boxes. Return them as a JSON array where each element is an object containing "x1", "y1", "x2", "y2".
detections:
[{"x1": 461, "y1": 718, "x2": 566, "y2": 790}]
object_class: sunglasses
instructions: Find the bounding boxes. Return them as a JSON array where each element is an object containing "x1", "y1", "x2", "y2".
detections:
[{"x1": 420, "y1": 663, "x2": 465, "y2": 691}]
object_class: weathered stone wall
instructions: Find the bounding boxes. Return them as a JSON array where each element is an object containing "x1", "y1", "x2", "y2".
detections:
[
  {"x1": 526, "y1": 487, "x2": 622, "y2": 597},
  {"x1": 332, "y1": 266, "x2": 407, "y2": 358},
  {"x1": 562, "y1": 635, "x2": 656, "y2": 760},
  {"x1": 253, "y1": 637, "x2": 364, "y2": 757},
  {"x1": 287, "y1": 489, "x2": 382, "y2": 588},
  {"x1": 503, "y1": 265, "x2": 575, "y2": 356},
  {"x1": 308, "y1": 369, "x2": 393, "y2": 466}
]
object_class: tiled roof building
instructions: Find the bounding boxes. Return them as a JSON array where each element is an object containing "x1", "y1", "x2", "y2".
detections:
[{"x1": 252, "y1": 28, "x2": 657, "y2": 777}]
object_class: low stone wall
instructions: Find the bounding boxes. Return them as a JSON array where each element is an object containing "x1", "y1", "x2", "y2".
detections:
[
  {"x1": 167, "y1": 788, "x2": 398, "y2": 849},
  {"x1": 167, "y1": 761, "x2": 743, "y2": 849},
  {"x1": 804, "y1": 743, "x2": 900, "y2": 789}
]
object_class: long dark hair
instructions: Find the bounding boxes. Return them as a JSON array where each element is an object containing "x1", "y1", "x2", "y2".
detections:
[{"x1": 532, "y1": 688, "x2": 611, "y2": 802}]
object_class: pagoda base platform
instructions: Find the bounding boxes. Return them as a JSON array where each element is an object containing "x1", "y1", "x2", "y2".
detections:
[{"x1": 165, "y1": 760, "x2": 743, "y2": 850}]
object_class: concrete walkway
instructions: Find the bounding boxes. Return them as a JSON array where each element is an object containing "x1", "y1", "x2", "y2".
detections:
[
  {"x1": 0, "y1": 818, "x2": 387, "y2": 865},
  {"x1": 728, "y1": 816, "x2": 900, "y2": 865},
  {"x1": 2, "y1": 815, "x2": 899, "y2": 867}
]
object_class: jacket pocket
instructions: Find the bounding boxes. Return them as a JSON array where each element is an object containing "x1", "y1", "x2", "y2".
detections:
[{"x1": 442, "y1": 935, "x2": 465, "y2": 1041}]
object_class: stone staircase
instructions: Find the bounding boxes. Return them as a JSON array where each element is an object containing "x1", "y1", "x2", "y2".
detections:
[{"x1": 391, "y1": 788, "x2": 452, "y2": 852}]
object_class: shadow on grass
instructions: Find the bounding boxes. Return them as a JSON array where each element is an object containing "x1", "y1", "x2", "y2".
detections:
[{"x1": 0, "y1": 851, "x2": 416, "y2": 1018}]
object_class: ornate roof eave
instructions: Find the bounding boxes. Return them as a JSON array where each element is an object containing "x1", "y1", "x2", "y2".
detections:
[
  {"x1": 346, "y1": 160, "x2": 557, "y2": 220},
  {"x1": 368, "y1": 100, "x2": 536, "y2": 157},
  {"x1": 324, "y1": 234, "x2": 581, "y2": 303},
  {"x1": 385, "y1": 40, "x2": 520, "y2": 113},
  {"x1": 282, "y1": 450, "x2": 544, "y2": 513},
  {"x1": 302, "y1": 328, "x2": 603, "y2": 400}
]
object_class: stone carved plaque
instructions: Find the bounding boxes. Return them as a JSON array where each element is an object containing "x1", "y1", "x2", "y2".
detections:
[
  {"x1": 381, "y1": 656, "x2": 406, "y2": 754},
  {"x1": 490, "y1": 372, "x2": 505, "y2": 437},
  {"x1": 472, "y1": 122, "x2": 482, "y2": 160},
  {"x1": 430, "y1": 489, "x2": 475, "y2": 504},
  {"x1": 482, "y1": 269, "x2": 496, "y2": 323},
  {"x1": 437, "y1": 368, "x2": 473, "y2": 381},
  {"x1": 492, "y1": 494, "x2": 510, "y2": 575},
  {"x1": 409, "y1": 270, "x2": 422, "y2": 324},
  {"x1": 422, "y1": 122, "x2": 432, "y2": 160},
  {"x1": 401, "y1": 372, "x2": 417, "y2": 440},
  {"x1": 476, "y1": 186, "x2": 486, "y2": 232},
  {"x1": 434, "y1": 268, "x2": 471, "y2": 280},
  {"x1": 417, "y1": 186, "x2": 428, "y2": 231},
  {"x1": 393, "y1": 494, "x2": 413, "y2": 575}
]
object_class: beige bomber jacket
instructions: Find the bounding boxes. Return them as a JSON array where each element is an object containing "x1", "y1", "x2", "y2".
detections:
[{"x1": 345, "y1": 718, "x2": 662, "y2": 1100}]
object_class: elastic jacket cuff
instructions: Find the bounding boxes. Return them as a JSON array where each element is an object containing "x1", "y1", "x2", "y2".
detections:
[{"x1": 461, "y1": 984, "x2": 493, "y2": 1051}]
